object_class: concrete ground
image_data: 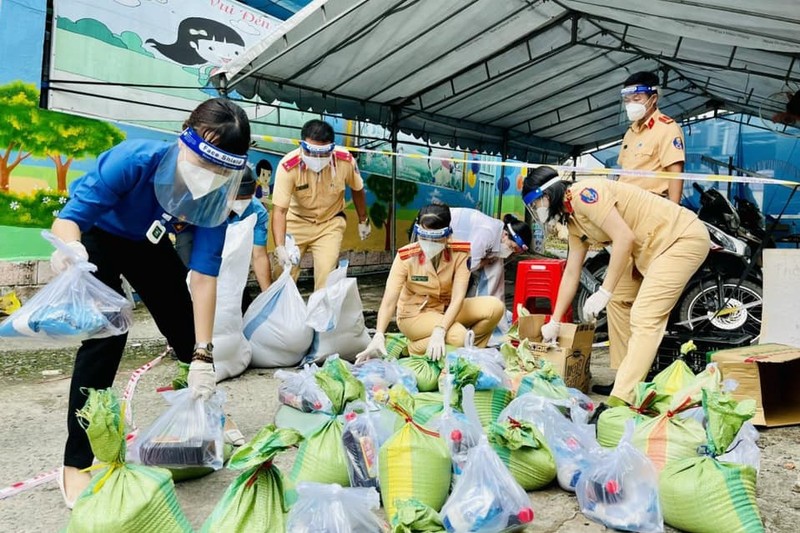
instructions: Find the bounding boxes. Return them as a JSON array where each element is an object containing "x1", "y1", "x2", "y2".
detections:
[{"x1": 1, "y1": 273, "x2": 799, "y2": 532}]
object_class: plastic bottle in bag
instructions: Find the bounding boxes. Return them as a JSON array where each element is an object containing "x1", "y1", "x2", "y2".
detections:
[{"x1": 342, "y1": 411, "x2": 380, "y2": 488}]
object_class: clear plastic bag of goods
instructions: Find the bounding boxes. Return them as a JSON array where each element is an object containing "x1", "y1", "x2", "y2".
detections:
[
  {"x1": 351, "y1": 358, "x2": 419, "y2": 399},
  {"x1": 286, "y1": 482, "x2": 388, "y2": 533},
  {"x1": 275, "y1": 365, "x2": 333, "y2": 413},
  {"x1": 447, "y1": 331, "x2": 510, "y2": 390},
  {"x1": 539, "y1": 403, "x2": 601, "y2": 492},
  {"x1": 342, "y1": 407, "x2": 381, "y2": 489}
]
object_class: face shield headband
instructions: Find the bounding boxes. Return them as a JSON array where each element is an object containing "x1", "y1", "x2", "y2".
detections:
[
  {"x1": 413, "y1": 224, "x2": 453, "y2": 240},
  {"x1": 505, "y1": 223, "x2": 528, "y2": 252},
  {"x1": 620, "y1": 85, "x2": 658, "y2": 101},
  {"x1": 180, "y1": 127, "x2": 247, "y2": 170},
  {"x1": 522, "y1": 175, "x2": 562, "y2": 206},
  {"x1": 300, "y1": 140, "x2": 335, "y2": 156}
]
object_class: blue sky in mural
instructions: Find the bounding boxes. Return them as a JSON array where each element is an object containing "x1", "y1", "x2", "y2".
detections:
[{"x1": 0, "y1": 0, "x2": 46, "y2": 85}]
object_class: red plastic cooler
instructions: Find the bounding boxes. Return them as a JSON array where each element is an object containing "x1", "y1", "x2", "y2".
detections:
[{"x1": 512, "y1": 258, "x2": 573, "y2": 322}]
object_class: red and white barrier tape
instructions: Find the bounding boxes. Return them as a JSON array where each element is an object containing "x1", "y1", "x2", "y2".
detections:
[{"x1": 0, "y1": 349, "x2": 168, "y2": 501}]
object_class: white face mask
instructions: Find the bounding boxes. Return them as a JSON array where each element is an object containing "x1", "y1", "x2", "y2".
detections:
[
  {"x1": 419, "y1": 240, "x2": 446, "y2": 261},
  {"x1": 498, "y1": 241, "x2": 515, "y2": 258},
  {"x1": 625, "y1": 102, "x2": 648, "y2": 122},
  {"x1": 231, "y1": 199, "x2": 250, "y2": 216},
  {"x1": 536, "y1": 206, "x2": 550, "y2": 225},
  {"x1": 303, "y1": 154, "x2": 330, "y2": 173},
  {"x1": 177, "y1": 160, "x2": 227, "y2": 200}
]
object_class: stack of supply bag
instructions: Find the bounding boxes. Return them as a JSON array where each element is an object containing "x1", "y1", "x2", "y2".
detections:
[
  {"x1": 303, "y1": 261, "x2": 371, "y2": 363},
  {"x1": 129, "y1": 388, "x2": 225, "y2": 481},
  {"x1": 290, "y1": 357, "x2": 365, "y2": 485},
  {"x1": 201, "y1": 425, "x2": 303, "y2": 532},
  {"x1": 66, "y1": 389, "x2": 192, "y2": 533},
  {"x1": 659, "y1": 389, "x2": 763, "y2": 533},
  {"x1": 0, "y1": 231, "x2": 133, "y2": 340},
  {"x1": 351, "y1": 359, "x2": 419, "y2": 400},
  {"x1": 275, "y1": 366, "x2": 333, "y2": 413}
]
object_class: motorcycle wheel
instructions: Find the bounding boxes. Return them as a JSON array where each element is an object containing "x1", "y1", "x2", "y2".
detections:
[
  {"x1": 573, "y1": 253, "x2": 609, "y2": 333},
  {"x1": 676, "y1": 278, "x2": 762, "y2": 340}
]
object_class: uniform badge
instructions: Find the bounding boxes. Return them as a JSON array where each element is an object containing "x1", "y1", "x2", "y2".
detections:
[
  {"x1": 579, "y1": 187, "x2": 599, "y2": 204},
  {"x1": 672, "y1": 137, "x2": 684, "y2": 150},
  {"x1": 411, "y1": 275, "x2": 429, "y2": 282}
]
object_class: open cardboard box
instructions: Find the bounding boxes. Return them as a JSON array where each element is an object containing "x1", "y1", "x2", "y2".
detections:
[
  {"x1": 518, "y1": 315, "x2": 594, "y2": 393},
  {"x1": 711, "y1": 344, "x2": 800, "y2": 427}
]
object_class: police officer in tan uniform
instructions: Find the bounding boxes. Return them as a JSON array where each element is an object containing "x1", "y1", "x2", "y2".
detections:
[
  {"x1": 524, "y1": 172, "x2": 709, "y2": 405},
  {"x1": 596, "y1": 72, "x2": 689, "y2": 394},
  {"x1": 271, "y1": 119, "x2": 370, "y2": 290},
  {"x1": 617, "y1": 71, "x2": 686, "y2": 202},
  {"x1": 355, "y1": 204, "x2": 505, "y2": 362}
]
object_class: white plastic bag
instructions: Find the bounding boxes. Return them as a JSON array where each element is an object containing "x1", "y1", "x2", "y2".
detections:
[
  {"x1": 211, "y1": 214, "x2": 255, "y2": 381},
  {"x1": 717, "y1": 421, "x2": 761, "y2": 472},
  {"x1": 129, "y1": 388, "x2": 225, "y2": 476},
  {"x1": 342, "y1": 406, "x2": 381, "y2": 489},
  {"x1": 286, "y1": 482, "x2": 388, "y2": 532},
  {"x1": 275, "y1": 365, "x2": 333, "y2": 413},
  {"x1": 576, "y1": 422, "x2": 664, "y2": 533},
  {"x1": 0, "y1": 231, "x2": 132, "y2": 341},
  {"x1": 439, "y1": 385, "x2": 535, "y2": 532},
  {"x1": 539, "y1": 403, "x2": 601, "y2": 492},
  {"x1": 303, "y1": 261, "x2": 370, "y2": 363},
  {"x1": 433, "y1": 374, "x2": 482, "y2": 485},
  {"x1": 243, "y1": 269, "x2": 313, "y2": 367},
  {"x1": 447, "y1": 332, "x2": 510, "y2": 390},
  {"x1": 350, "y1": 358, "x2": 419, "y2": 399}
]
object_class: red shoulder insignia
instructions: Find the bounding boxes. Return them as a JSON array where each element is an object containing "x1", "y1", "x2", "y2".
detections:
[
  {"x1": 447, "y1": 241, "x2": 471, "y2": 253},
  {"x1": 658, "y1": 115, "x2": 674, "y2": 124},
  {"x1": 398, "y1": 242, "x2": 422, "y2": 261},
  {"x1": 646, "y1": 117, "x2": 655, "y2": 129},
  {"x1": 281, "y1": 154, "x2": 302, "y2": 171},
  {"x1": 333, "y1": 150, "x2": 353, "y2": 162}
]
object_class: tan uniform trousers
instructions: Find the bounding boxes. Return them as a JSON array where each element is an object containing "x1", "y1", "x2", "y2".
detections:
[
  {"x1": 397, "y1": 296, "x2": 505, "y2": 356},
  {"x1": 286, "y1": 215, "x2": 346, "y2": 290},
  {"x1": 608, "y1": 220, "x2": 709, "y2": 403}
]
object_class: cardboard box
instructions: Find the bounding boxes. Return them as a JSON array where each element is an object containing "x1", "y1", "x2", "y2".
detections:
[
  {"x1": 518, "y1": 315, "x2": 594, "y2": 393},
  {"x1": 711, "y1": 343, "x2": 800, "y2": 427}
]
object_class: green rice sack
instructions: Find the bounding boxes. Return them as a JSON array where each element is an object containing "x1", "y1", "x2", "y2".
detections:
[
  {"x1": 489, "y1": 419, "x2": 556, "y2": 491},
  {"x1": 631, "y1": 394, "x2": 708, "y2": 472},
  {"x1": 398, "y1": 356, "x2": 442, "y2": 392},
  {"x1": 659, "y1": 389, "x2": 762, "y2": 533},
  {"x1": 385, "y1": 333, "x2": 410, "y2": 359},
  {"x1": 597, "y1": 383, "x2": 669, "y2": 448},
  {"x1": 201, "y1": 425, "x2": 302, "y2": 533},
  {"x1": 379, "y1": 386, "x2": 451, "y2": 520},
  {"x1": 652, "y1": 356, "x2": 695, "y2": 396},
  {"x1": 391, "y1": 498, "x2": 446, "y2": 533},
  {"x1": 290, "y1": 357, "x2": 365, "y2": 485},
  {"x1": 516, "y1": 361, "x2": 570, "y2": 400},
  {"x1": 66, "y1": 389, "x2": 192, "y2": 533},
  {"x1": 469, "y1": 388, "x2": 515, "y2": 430}
]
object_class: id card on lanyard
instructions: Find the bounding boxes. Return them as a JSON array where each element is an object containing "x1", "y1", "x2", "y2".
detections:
[{"x1": 146, "y1": 213, "x2": 173, "y2": 244}]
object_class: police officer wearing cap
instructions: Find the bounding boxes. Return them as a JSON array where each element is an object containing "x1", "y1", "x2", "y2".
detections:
[
  {"x1": 271, "y1": 119, "x2": 370, "y2": 290},
  {"x1": 49, "y1": 98, "x2": 251, "y2": 508},
  {"x1": 356, "y1": 204, "x2": 505, "y2": 363}
]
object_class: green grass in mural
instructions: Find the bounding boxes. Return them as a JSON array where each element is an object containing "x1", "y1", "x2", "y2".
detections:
[
  {"x1": 8, "y1": 164, "x2": 84, "y2": 191},
  {"x1": 0, "y1": 190, "x2": 69, "y2": 228},
  {"x1": 0, "y1": 226, "x2": 53, "y2": 261}
]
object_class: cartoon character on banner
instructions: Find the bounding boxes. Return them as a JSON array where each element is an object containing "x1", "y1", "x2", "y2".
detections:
[{"x1": 146, "y1": 17, "x2": 245, "y2": 91}]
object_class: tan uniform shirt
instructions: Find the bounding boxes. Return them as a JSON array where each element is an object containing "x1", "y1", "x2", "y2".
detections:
[
  {"x1": 617, "y1": 109, "x2": 685, "y2": 197},
  {"x1": 272, "y1": 147, "x2": 365, "y2": 224},
  {"x1": 567, "y1": 178, "x2": 698, "y2": 275},
  {"x1": 387, "y1": 241, "x2": 472, "y2": 320}
]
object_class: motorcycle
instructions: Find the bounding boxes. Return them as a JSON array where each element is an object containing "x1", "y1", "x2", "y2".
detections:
[{"x1": 572, "y1": 183, "x2": 764, "y2": 339}]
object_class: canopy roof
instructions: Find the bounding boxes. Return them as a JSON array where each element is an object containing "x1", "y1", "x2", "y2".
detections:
[{"x1": 222, "y1": 0, "x2": 800, "y2": 161}]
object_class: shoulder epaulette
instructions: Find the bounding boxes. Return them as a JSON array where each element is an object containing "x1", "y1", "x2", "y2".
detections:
[
  {"x1": 398, "y1": 242, "x2": 422, "y2": 260},
  {"x1": 282, "y1": 154, "x2": 302, "y2": 171},
  {"x1": 333, "y1": 149, "x2": 353, "y2": 162},
  {"x1": 447, "y1": 241, "x2": 471, "y2": 253},
  {"x1": 658, "y1": 115, "x2": 674, "y2": 124}
]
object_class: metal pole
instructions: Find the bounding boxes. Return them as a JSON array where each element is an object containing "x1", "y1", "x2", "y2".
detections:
[
  {"x1": 497, "y1": 131, "x2": 510, "y2": 218},
  {"x1": 390, "y1": 106, "x2": 399, "y2": 255}
]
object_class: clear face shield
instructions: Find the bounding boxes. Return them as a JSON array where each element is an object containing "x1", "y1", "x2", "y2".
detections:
[
  {"x1": 522, "y1": 175, "x2": 561, "y2": 225},
  {"x1": 412, "y1": 223, "x2": 452, "y2": 260},
  {"x1": 154, "y1": 127, "x2": 248, "y2": 227},
  {"x1": 620, "y1": 85, "x2": 658, "y2": 123},
  {"x1": 300, "y1": 140, "x2": 335, "y2": 173}
]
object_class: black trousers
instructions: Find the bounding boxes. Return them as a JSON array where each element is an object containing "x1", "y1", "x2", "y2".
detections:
[{"x1": 64, "y1": 227, "x2": 195, "y2": 469}]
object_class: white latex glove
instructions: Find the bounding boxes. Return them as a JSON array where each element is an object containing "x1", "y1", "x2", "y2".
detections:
[
  {"x1": 188, "y1": 361, "x2": 216, "y2": 400},
  {"x1": 355, "y1": 331, "x2": 387, "y2": 364},
  {"x1": 583, "y1": 286, "x2": 612, "y2": 322},
  {"x1": 50, "y1": 240, "x2": 89, "y2": 274},
  {"x1": 358, "y1": 220, "x2": 372, "y2": 241},
  {"x1": 426, "y1": 326, "x2": 447, "y2": 361},
  {"x1": 541, "y1": 320, "x2": 561, "y2": 344},
  {"x1": 275, "y1": 245, "x2": 293, "y2": 269}
]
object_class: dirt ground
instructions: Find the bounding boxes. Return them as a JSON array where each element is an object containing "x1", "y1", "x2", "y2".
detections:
[{"x1": 1, "y1": 275, "x2": 799, "y2": 532}]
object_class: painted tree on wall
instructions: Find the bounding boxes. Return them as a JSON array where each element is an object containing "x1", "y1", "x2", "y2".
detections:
[
  {"x1": 0, "y1": 81, "x2": 125, "y2": 192},
  {"x1": 365, "y1": 173, "x2": 418, "y2": 251}
]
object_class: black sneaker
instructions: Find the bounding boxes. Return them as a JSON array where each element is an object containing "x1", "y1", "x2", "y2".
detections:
[{"x1": 591, "y1": 382, "x2": 614, "y2": 396}]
